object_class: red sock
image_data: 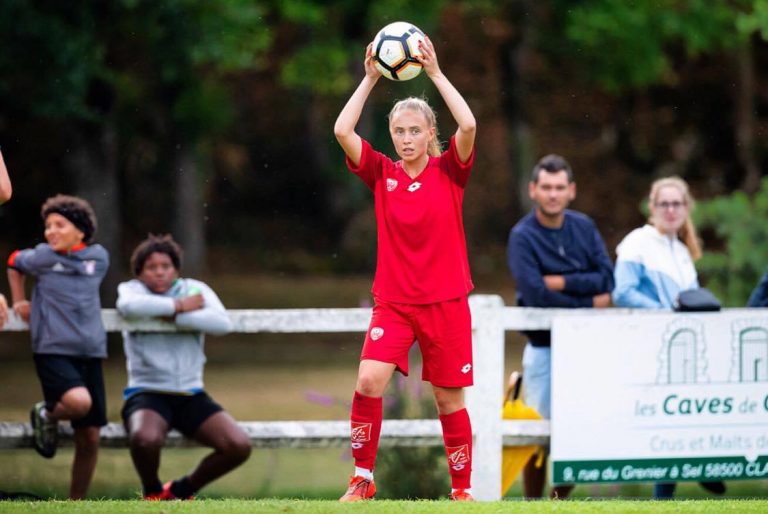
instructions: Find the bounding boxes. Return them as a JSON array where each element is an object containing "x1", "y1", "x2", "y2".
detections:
[
  {"x1": 439, "y1": 408, "x2": 472, "y2": 489},
  {"x1": 350, "y1": 391, "x2": 382, "y2": 471}
]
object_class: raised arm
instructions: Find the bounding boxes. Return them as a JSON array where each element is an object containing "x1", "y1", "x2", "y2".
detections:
[
  {"x1": 333, "y1": 43, "x2": 381, "y2": 167},
  {"x1": 0, "y1": 149, "x2": 11, "y2": 204},
  {"x1": 417, "y1": 36, "x2": 476, "y2": 162}
]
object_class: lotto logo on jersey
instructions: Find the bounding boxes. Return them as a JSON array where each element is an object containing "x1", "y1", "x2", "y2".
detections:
[
  {"x1": 386, "y1": 178, "x2": 398, "y2": 192},
  {"x1": 370, "y1": 327, "x2": 384, "y2": 341},
  {"x1": 407, "y1": 181, "x2": 422, "y2": 192},
  {"x1": 351, "y1": 422, "x2": 372, "y2": 449},
  {"x1": 461, "y1": 363, "x2": 472, "y2": 374},
  {"x1": 447, "y1": 444, "x2": 470, "y2": 471}
]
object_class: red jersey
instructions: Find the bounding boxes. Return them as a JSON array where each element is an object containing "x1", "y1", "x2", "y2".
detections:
[{"x1": 347, "y1": 136, "x2": 475, "y2": 304}]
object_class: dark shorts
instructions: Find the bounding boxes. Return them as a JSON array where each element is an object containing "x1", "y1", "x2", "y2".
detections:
[
  {"x1": 33, "y1": 353, "x2": 108, "y2": 428},
  {"x1": 121, "y1": 391, "x2": 223, "y2": 437}
]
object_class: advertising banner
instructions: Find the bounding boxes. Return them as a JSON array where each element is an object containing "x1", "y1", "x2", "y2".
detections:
[{"x1": 550, "y1": 311, "x2": 768, "y2": 484}]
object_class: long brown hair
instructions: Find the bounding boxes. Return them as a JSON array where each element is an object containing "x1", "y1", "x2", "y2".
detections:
[
  {"x1": 648, "y1": 176, "x2": 702, "y2": 261},
  {"x1": 388, "y1": 97, "x2": 442, "y2": 157}
]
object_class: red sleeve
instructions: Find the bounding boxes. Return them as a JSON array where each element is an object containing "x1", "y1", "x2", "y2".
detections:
[
  {"x1": 442, "y1": 135, "x2": 475, "y2": 188},
  {"x1": 345, "y1": 138, "x2": 382, "y2": 191},
  {"x1": 7, "y1": 250, "x2": 20, "y2": 268}
]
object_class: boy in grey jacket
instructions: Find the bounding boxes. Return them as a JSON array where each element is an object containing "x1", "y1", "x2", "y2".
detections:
[
  {"x1": 117, "y1": 234, "x2": 250, "y2": 500},
  {"x1": 7, "y1": 194, "x2": 109, "y2": 500}
]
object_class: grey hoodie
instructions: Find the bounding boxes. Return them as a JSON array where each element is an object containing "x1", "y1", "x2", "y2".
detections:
[
  {"x1": 116, "y1": 278, "x2": 232, "y2": 396},
  {"x1": 9, "y1": 243, "x2": 109, "y2": 358}
]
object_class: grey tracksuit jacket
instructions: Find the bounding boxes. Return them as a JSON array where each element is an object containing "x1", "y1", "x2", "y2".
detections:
[
  {"x1": 116, "y1": 278, "x2": 232, "y2": 395},
  {"x1": 9, "y1": 243, "x2": 109, "y2": 358}
]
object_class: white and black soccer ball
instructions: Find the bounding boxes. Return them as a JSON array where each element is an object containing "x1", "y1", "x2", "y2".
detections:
[{"x1": 372, "y1": 22, "x2": 425, "y2": 81}]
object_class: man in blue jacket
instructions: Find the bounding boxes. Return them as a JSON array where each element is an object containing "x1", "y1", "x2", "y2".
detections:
[{"x1": 507, "y1": 154, "x2": 614, "y2": 499}]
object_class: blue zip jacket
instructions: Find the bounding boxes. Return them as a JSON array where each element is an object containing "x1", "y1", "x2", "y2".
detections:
[
  {"x1": 612, "y1": 225, "x2": 698, "y2": 309},
  {"x1": 507, "y1": 209, "x2": 614, "y2": 346},
  {"x1": 748, "y1": 270, "x2": 768, "y2": 307}
]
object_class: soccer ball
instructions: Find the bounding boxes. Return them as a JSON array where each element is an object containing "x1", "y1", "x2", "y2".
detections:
[{"x1": 372, "y1": 22, "x2": 425, "y2": 81}]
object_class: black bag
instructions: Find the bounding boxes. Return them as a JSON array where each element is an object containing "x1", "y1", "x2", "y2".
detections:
[{"x1": 675, "y1": 288, "x2": 721, "y2": 312}]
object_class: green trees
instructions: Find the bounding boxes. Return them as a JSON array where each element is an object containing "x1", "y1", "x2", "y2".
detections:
[{"x1": 695, "y1": 178, "x2": 768, "y2": 306}]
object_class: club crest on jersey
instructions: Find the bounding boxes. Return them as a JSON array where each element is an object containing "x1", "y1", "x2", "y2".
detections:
[
  {"x1": 447, "y1": 444, "x2": 470, "y2": 471},
  {"x1": 83, "y1": 260, "x2": 97, "y2": 275},
  {"x1": 386, "y1": 178, "x2": 398, "y2": 192},
  {"x1": 370, "y1": 327, "x2": 384, "y2": 341},
  {"x1": 461, "y1": 363, "x2": 472, "y2": 374},
  {"x1": 407, "y1": 181, "x2": 422, "y2": 192},
  {"x1": 351, "y1": 421, "x2": 372, "y2": 449}
]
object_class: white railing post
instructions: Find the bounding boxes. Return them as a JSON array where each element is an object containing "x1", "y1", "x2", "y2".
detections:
[{"x1": 467, "y1": 294, "x2": 505, "y2": 501}]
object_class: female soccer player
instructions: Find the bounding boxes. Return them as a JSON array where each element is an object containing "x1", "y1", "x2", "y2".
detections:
[{"x1": 333, "y1": 35, "x2": 477, "y2": 502}]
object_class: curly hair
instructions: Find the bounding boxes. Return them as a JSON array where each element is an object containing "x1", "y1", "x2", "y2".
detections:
[
  {"x1": 130, "y1": 234, "x2": 183, "y2": 276},
  {"x1": 41, "y1": 195, "x2": 97, "y2": 243}
]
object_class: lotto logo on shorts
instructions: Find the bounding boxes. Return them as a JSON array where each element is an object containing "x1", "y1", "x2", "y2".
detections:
[
  {"x1": 351, "y1": 422, "x2": 372, "y2": 449},
  {"x1": 370, "y1": 327, "x2": 384, "y2": 341},
  {"x1": 386, "y1": 178, "x2": 398, "y2": 192},
  {"x1": 447, "y1": 444, "x2": 470, "y2": 471},
  {"x1": 461, "y1": 363, "x2": 472, "y2": 374}
]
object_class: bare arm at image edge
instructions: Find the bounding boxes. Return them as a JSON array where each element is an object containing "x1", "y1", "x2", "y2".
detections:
[{"x1": 0, "y1": 149, "x2": 11, "y2": 204}]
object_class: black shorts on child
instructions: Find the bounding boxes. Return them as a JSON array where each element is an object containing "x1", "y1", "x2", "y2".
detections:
[
  {"x1": 33, "y1": 353, "x2": 108, "y2": 429},
  {"x1": 121, "y1": 391, "x2": 223, "y2": 437}
]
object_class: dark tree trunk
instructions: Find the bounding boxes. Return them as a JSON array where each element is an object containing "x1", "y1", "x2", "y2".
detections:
[
  {"x1": 498, "y1": 0, "x2": 537, "y2": 218},
  {"x1": 734, "y1": 40, "x2": 760, "y2": 194},
  {"x1": 69, "y1": 123, "x2": 121, "y2": 304},
  {"x1": 173, "y1": 143, "x2": 206, "y2": 275}
]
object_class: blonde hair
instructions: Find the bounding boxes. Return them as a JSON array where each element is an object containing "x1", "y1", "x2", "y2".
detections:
[
  {"x1": 388, "y1": 97, "x2": 442, "y2": 157},
  {"x1": 648, "y1": 176, "x2": 702, "y2": 261}
]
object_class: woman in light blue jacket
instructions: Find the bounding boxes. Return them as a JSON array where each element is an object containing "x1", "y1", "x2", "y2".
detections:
[
  {"x1": 613, "y1": 177, "x2": 724, "y2": 499},
  {"x1": 117, "y1": 234, "x2": 250, "y2": 500},
  {"x1": 613, "y1": 176, "x2": 701, "y2": 309}
]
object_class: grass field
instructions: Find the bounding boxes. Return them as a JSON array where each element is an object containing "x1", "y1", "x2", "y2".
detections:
[{"x1": 1, "y1": 499, "x2": 768, "y2": 513}]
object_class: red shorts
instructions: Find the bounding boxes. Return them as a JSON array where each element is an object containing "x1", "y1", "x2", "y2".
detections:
[{"x1": 361, "y1": 295, "x2": 473, "y2": 387}]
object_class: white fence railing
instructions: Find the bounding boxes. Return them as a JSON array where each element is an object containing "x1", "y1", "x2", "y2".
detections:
[{"x1": 1, "y1": 294, "x2": 641, "y2": 500}]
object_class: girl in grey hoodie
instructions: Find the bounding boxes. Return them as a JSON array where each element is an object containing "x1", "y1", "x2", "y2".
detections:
[{"x1": 117, "y1": 234, "x2": 250, "y2": 500}]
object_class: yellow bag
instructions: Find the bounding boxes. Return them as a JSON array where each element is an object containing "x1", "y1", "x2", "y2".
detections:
[{"x1": 501, "y1": 372, "x2": 544, "y2": 495}]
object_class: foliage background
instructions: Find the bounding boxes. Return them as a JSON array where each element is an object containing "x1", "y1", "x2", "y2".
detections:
[{"x1": 1, "y1": 1, "x2": 768, "y2": 303}]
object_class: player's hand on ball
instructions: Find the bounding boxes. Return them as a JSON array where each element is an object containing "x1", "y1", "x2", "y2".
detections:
[
  {"x1": 364, "y1": 43, "x2": 381, "y2": 79},
  {"x1": 416, "y1": 36, "x2": 441, "y2": 77}
]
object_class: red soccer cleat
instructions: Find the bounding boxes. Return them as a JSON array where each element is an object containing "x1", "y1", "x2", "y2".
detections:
[
  {"x1": 143, "y1": 481, "x2": 194, "y2": 501},
  {"x1": 339, "y1": 475, "x2": 376, "y2": 502},
  {"x1": 449, "y1": 489, "x2": 475, "y2": 501}
]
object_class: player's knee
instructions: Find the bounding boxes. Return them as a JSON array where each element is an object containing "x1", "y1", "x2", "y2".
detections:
[
  {"x1": 63, "y1": 389, "x2": 92, "y2": 418},
  {"x1": 218, "y1": 432, "x2": 252, "y2": 463},
  {"x1": 433, "y1": 390, "x2": 464, "y2": 415},
  {"x1": 129, "y1": 428, "x2": 165, "y2": 450},
  {"x1": 356, "y1": 371, "x2": 389, "y2": 397}
]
